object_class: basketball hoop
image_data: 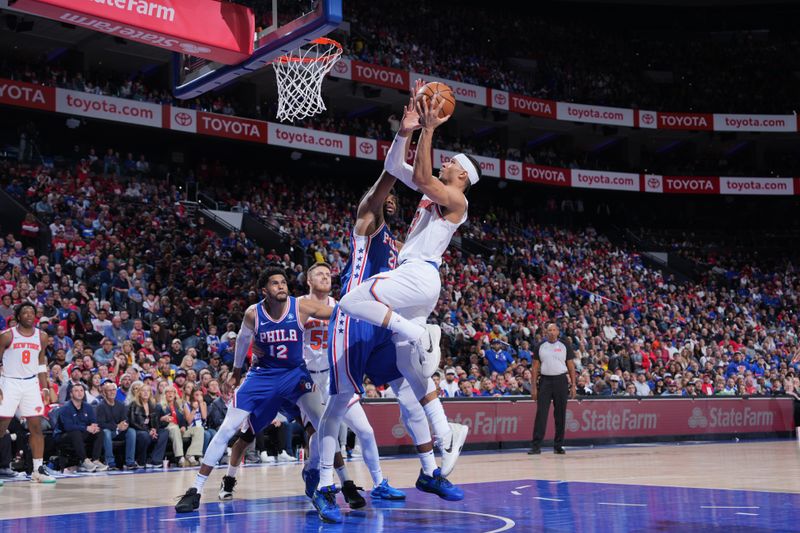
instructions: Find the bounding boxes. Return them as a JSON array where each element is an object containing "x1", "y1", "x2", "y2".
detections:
[{"x1": 272, "y1": 37, "x2": 343, "y2": 122}]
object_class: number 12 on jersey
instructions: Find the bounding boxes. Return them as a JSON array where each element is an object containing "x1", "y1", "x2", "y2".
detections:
[{"x1": 269, "y1": 344, "x2": 288, "y2": 359}]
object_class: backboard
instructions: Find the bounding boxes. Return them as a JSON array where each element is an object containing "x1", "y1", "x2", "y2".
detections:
[{"x1": 172, "y1": 0, "x2": 342, "y2": 99}]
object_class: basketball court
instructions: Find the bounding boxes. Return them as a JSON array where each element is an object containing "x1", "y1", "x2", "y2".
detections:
[{"x1": 1, "y1": 440, "x2": 798, "y2": 531}]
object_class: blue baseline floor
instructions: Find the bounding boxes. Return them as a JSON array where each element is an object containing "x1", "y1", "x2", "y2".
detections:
[{"x1": 2, "y1": 478, "x2": 798, "y2": 533}]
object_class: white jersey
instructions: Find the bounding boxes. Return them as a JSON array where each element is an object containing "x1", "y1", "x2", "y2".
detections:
[
  {"x1": 397, "y1": 195, "x2": 467, "y2": 267},
  {"x1": 300, "y1": 295, "x2": 336, "y2": 372},
  {"x1": 1, "y1": 327, "x2": 42, "y2": 379}
]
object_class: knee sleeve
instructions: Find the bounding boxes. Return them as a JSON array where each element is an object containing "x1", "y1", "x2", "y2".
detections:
[
  {"x1": 391, "y1": 378, "x2": 431, "y2": 446},
  {"x1": 394, "y1": 340, "x2": 429, "y2": 400},
  {"x1": 236, "y1": 428, "x2": 256, "y2": 444},
  {"x1": 296, "y1": 390, "x2": 325, "y2": 431}
]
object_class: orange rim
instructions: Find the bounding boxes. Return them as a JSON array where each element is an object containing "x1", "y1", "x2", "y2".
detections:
[{"x1": 275, "y1": 37, "x2": 342, "y2": 64}]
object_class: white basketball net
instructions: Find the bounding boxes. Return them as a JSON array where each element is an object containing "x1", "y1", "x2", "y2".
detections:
[{"x1": 272, "y1": 37, "x2": 343, "y2": 122}]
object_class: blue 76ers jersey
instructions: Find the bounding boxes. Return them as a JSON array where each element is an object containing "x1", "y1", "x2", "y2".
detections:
[
  {"x1": 339, "y1": 222, "x2": 398, "y2": 298},
  {"x1": 251, "y1": 297, "x2": 305, "y2": 370}
]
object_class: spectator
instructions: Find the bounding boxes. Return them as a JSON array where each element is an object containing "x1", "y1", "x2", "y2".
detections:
[
  {"x1": 96, "y1": 380, "x2": 138, "y2": 469},
  {"x1": 54, "y1": 384, "x2": 106, "y2": 472},
  {"x1": 440, "y1": 367, "x2": 460, "y2": 397},
  {"x1": 159, "y1": 387, "x2": 204, "y2": 467},
  {"x1": 127, "y1": 384, "x2": 169, "y2": 467},
  {"x1": 94, "y1": 338, "x2": 116, "y2": 365}
]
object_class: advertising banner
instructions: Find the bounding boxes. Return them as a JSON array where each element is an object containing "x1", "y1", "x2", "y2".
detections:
[
  {"x1": 56, "y1": 89, "x2": 162, "y2": 128},
  {"x1": 268, "y1": 122, "x2": 348, "y2": 155},
  {"x1": 10, "y1": 0, "x2": 254, "y2": 64},
  {"x1": 572, "y1": 169, "x2": 639, "y2": 192},
  {"x1": 0, "y1": 78, "x2": 55, "y2": 112},
  {"x1": 363, "y1": 398, "x2": 794, "y2": 447}
]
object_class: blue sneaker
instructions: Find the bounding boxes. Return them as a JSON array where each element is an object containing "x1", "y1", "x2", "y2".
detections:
[
  {"x1": 312, "y1": 485, "x2": 342, "y2": 523},
  {"x1": 370, "y1": 479, "x2": 406, "y2": 500},
  {"x1": 415, "y1": 468, "x2": 464, "y2": 501},
  {"x1": 302, "y1": 467, "x2": 320, "y2": 499}
]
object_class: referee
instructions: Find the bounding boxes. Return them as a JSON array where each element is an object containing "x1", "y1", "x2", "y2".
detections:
[{"x1": 529, "y1": 322, "x2": 576, "y2": 455}]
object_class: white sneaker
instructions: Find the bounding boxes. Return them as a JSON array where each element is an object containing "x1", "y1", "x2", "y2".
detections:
[
  {"x1": 263, "y1": 454, "x2": 276, "y2": 464},
  {"x1": 277, "y1": 451, "x2": 295, "y2": 463},
  {"x1": 30, "y1": 465, "x2": 57, "y2": 483},
  {"x1": 350, "y1": 444, "x2": 362, "y2": 458},
  {"x1": 418, "y1": 324, "x2": 442, "y2": 378},
  {"x1": 78, "y1": 459, "x2": 97, "y2": 473},
  {"x1": 185, "y1": 456, "x2": 199, "y2": 467},
  {"x1": 439, "y1": 422, "x2": 469, "y2": 477},
  {"x1": 178, "y1": 457, "x2": 187, "y2": 468},
  {"x1": 92, "y1": 460, "x2": 109, "y2": 472}
]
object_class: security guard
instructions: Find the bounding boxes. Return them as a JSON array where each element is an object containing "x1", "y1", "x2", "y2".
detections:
[{"x1": 529, "y1": 322, "x2": 576, "y2": 455}]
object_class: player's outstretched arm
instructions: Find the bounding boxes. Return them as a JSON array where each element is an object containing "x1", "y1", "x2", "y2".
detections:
[
  {"x1": 298, "y1": 298, "x2": 333, "y2": 322},
  {"x1": 384, "y1": 79, "x2": 424, "y2": 192},
  {"x1": 412, "y1": 97, "x2": 466, "y2": 212},
  {"x1": 232, "y1": 306, "x2": 256, "y2": 385},
  {"x1": 355, "y1": 171, "x2": 397, "y2": 236}
]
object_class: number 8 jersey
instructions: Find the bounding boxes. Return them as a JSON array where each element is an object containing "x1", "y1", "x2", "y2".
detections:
[
  {"x1": 251, "y1": 297, "x2": 305, "y2": 370},
  {"x1": 1, "y1": 326, "x2": 42, "y2": 378}
]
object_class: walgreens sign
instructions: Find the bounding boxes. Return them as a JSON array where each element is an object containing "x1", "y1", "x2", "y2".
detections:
[
  {"x1": 9, "y1": 0, "x2": 254, "y2": 64},
  {"x1": 363, "y1": 398, "x2": 794, "y2": 447}
]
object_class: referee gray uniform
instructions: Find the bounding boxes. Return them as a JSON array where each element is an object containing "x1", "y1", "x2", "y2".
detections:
[{"x1": 532, "y1": 338, "x2": 575, "y2": 451}]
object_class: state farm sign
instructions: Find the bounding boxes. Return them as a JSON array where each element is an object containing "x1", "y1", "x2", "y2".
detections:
[
  {"x1": 10, "y1": 0, "x2": 254, "y2": 64},
  {"x1": 363, "y1": 398, "x2": 794, "y2": 447}
]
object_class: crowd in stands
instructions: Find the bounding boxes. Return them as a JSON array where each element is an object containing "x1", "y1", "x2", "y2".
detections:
[
  {"x1": 1, "y1": 137, "x2": 799, "y2": 475},
  {"x1": 7, "y1": 54, "x2": 800, "y2": 177},
  {"x1": 343, "y1": 0, "x2": 800, "y2": 113}
]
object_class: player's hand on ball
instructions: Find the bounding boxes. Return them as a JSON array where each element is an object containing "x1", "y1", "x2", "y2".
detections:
[
  {"x1": 416, "y1": 94, "x2": 450, "y2": 130},
  {"x1": 400, "y1": 79, "x2": 425, "y2": 135}
]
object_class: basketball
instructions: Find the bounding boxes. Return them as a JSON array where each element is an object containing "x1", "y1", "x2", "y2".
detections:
[{"x1": 416, "y1": 82, "x2": 456, "y2": 118}]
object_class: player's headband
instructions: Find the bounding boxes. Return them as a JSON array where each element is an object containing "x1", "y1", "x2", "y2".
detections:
[{"x1": 452, "y1": 154, "x2": 480, "y2": 185}]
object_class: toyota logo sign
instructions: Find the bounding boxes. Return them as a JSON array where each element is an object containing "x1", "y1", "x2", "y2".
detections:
[
  {"x1": 641, "y1": 112, "x2": 655, "y2": 125},
  {"x1": 174, "y1": 112, "x2": 193, "y2": 127},
  {"x1": 648, "y1": 177, "x2": 660, "y2": 189},
  {"x1": 508, "y1": 164, "x2": 520, "y2": 176},
  {"x1": 333, "y1": 60, "x2": 348, "y2": 74},
  {"x1": 360, "y1": 141, "x2": 374, "y2": 155},
  {"x1": 494, "y1": 93, "x2": 507, "y2": 105}
]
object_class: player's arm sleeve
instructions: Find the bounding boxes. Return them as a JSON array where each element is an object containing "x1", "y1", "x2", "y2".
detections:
[
  {"x1": 234, "y1": 317, "x2": 254, "y2": 369},
  {"x1": 384, "y1": 131, "x2": 419, "y2": 192}
]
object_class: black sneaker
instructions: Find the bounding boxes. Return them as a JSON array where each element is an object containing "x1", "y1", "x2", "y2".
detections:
[
  {"x1": 341, "y1": 480, "x2": 366, "y2": 509},
  {"x1": 175, "y1": 487, "x2": 201, "y2": 513},
  {"x1": 527, "y1": 447, "x2": 541, "y2": 455},
  {"x1": 554, "y1": 447, "x2": 566, "y2": 455},
  {"x1": 219, "y1": 475, "x2": 237, "y2": 501}
]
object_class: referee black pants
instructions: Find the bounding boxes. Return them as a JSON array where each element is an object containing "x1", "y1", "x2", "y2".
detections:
[{"x1": 532, "y1": 374, "x2": 569, "y2": 448}]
